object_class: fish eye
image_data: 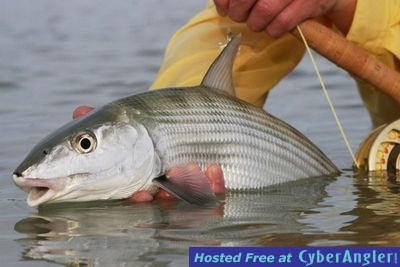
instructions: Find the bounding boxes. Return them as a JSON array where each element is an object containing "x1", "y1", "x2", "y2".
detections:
[{"x1": 73, "y1": 132, "x2": 97, "y2": 154}]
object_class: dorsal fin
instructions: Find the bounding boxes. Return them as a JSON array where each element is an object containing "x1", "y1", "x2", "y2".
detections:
[{"x1": 200, "y1": 34, "x2": 241, "y2": 96}]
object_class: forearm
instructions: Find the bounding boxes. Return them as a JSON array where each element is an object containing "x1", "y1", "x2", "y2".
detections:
[{"x1": 151, "y1": 3, "x2": 305, "y2": 107}]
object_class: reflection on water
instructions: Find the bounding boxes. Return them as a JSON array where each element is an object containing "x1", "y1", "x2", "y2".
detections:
[
  {"x1": 14, "y1": 177, "x2": 332, "y2": 266},
  {"x1": 1, "y1": 1, "x2": 400, "y2": 267},
  {"x1": 13, "y1": 172, "x2": 400, "y2": 266}
]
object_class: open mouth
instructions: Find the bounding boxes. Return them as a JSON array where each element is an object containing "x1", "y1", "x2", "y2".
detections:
[
  {"x1": 28, "y1": 186, "x2": 50, "y2": 199},
  {"x1": 27, "y1": 186, "x2": 55, "y2": 207},
  {"x1": 13, "y1": 175, "x2": 64, "y2": 207}
]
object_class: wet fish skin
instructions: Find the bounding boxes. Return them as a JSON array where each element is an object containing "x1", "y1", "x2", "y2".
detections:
[
  {"x1": 114, "y1": 86, "x2": 339, "y2": 190},
  {"x1": 12, "y1": 34, "x2": 338, "y2": 206}
]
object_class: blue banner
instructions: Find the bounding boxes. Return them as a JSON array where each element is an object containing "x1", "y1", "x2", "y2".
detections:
[{"x1": 189, "y1": 247, "x2": 400, "y2": 267}]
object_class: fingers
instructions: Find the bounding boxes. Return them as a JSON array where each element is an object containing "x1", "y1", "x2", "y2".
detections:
[
  {"x1": 246, "y1": 0, "x2": 292, "y2": 32},
  {"x1": 155, "y1": 163, "x2": 226, "y2": 201},
  {"x1": 131, "y1": 190, "x2": 154, "y2": 202},
  {"x1": 205, "y1": 163, "x2": 225, "y2": 195},
  {"x1": 214, "y1": 0, "x2": 230, "y2": 16},
  {"x1": 265, "y1": 0, "x2": 331, "y2": 37},
  {"x1": 131, "y1": 163, "x2": 226, "y2": 203},
  {"x1": 265, "y1": 1, "x2": 309, "y2": 37},
  {"x1": 72, "y1": 105, "x2": 94, "y2": 120},
  {"x1": 214, "y1": 0, "x2": 296, "y2": 36},
  {"x1": 154, "y1": 188, "x2": 176, "y2": 201},
  {"x1": 227, "y1": 0, "x2": 257, "y2": 22},
  {"x1": 130, "y1": 189, "x2": 175, "y2": 203},
  {"x1": 214, "y1": 0, "x2": 339, "y2": 38}
]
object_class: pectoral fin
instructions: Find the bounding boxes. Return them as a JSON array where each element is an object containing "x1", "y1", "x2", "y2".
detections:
[{"x1": 152, "y1": 166, "x2": 218, "y2": 205}]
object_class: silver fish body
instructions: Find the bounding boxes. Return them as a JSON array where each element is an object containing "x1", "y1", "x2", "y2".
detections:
[
  {"x1": 114, "y1": 86, "x2": 338, "y2": 190},
  {"x1": 13, "y1": 34, "x2": 338, "y2": 206}
]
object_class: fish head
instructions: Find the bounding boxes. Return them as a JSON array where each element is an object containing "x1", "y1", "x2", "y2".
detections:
[{"x1": 13, "y1": 106, "x2": 160, "y2": 207}]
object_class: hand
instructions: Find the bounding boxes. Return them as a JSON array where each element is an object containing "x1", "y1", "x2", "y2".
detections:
[
  {"x1": 72, "y1": 106, "x2": 226, "y2": 202},
  {"x1": 213, "y1": 0, "x2": 356, "y2": 37}
]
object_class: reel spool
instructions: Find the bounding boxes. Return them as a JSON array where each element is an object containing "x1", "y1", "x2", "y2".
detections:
[{"x1": 356, "y1": 119, "x2": 400, "y2": 173}]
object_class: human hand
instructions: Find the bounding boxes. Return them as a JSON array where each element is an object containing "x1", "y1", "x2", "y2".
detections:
[
  {"x1": 72, "y1": 106, "x2": 226, "y2": 202},
  {"x1": 213, "y1": 0, "x2": 356, "y2": 37}
]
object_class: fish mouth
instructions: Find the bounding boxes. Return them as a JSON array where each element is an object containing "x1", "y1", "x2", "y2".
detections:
[{"x1": 13, "y1": 175, "x2": 67, "y2": 207}]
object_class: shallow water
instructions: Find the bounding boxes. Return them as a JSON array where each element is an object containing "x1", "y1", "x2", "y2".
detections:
[{"x1": 1, "y1": 1, "x2": 399, "y2": 267}]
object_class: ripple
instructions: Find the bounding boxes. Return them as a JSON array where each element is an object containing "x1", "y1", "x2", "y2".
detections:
[
  {"x1": 0, "y1": 108, "x2": 14, "y2": 115},
  {"x1": 336, "y1": 103, "x2": 364, "y2": 110},
  {"x1": 0, "y1": 81, "x2": 18, "y2": 91},
  {"x1": 136, "y1": 48, "x2": 164, "y2": 57},
  {"x1": 0, "y1": 1, "x2": 396, "y2": 266},
  {"x1": 50, "y1": 99, "x2": 79, "y2": 106},
  {"x1": 29, "y1": 44, "x2": 58, "y2": 55},
  {"x1": 93, "y1": 80, "x2": 150, "y2": 97},
  {"x1": 70, "y1": 86, "x2": 99, "y2": 95}
]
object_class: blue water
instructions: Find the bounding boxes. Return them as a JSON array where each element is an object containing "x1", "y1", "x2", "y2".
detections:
[{"x1": 1, "y1": 1, "x2": 399, "y2": 267}]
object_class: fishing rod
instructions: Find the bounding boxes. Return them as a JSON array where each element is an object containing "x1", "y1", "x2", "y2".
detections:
[
  {"x1": 292, "y1": 19, "x2": 400, "y2": 103},
  {"x1": 292, "y1": 20, "x2": 400, "y2": 172}
]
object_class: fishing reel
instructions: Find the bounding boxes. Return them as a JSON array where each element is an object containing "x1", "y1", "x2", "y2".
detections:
[{"x1": 356, "y1": 119, "x2": 400, "y2": 174}]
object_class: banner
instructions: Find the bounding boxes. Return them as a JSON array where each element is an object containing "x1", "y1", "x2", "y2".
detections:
[{"x1": 189, "y1": 247, "x2": 399, "y2": 267}]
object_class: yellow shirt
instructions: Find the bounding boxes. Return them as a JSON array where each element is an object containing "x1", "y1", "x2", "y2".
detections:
[{"x1": 151, "y1": 0, "x2": 400, "y2": 127}]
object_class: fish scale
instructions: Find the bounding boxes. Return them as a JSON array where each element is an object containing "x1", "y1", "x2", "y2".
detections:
[
  {"x1": 14, "y1": 34, "x2": 339, "y2": 206},
  {"x1": 114, "y1": 86, "x2": 338, "y2": 190}
]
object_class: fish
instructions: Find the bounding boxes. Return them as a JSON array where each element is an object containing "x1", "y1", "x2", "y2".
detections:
[{"x1": 13, "y1": 34, "x2": 339, "y2": 207}]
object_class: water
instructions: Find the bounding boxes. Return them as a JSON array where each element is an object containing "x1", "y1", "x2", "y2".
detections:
[{"x1": 1, "y1": 1, "x2": 399, "y2": 266}]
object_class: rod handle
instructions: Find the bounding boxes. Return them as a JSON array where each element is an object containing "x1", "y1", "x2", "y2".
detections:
[{"x1": 292, "y1": 20, "x2": 400, "y2": 103}]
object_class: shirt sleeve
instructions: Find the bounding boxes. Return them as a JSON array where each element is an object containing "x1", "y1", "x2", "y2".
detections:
[
  {"x1": 150, "y1": 1, "x2": 305, "y2": 107},
  {"x1": 347, "y1": 0, "x2": 400, "y2": 60},
  {"x1": 346, "y1": 0, "x2": 400, "y2": 127},
  {"x1": 151, "y1": 0, "x2": 400, "y2": 126}
]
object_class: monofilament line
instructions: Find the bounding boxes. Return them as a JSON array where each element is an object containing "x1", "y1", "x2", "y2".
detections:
[{"x1": 296, "y1": 25, "x2": 358, "y2": 168}]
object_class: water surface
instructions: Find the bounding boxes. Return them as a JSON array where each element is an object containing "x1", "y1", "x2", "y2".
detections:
[{"x1": 1, "y1": 1, "x2": 398, "y2": 267}]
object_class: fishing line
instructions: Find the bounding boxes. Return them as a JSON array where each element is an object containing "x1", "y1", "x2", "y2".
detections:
[{"x1": 296, "y1": 25, "x2": 358, "y2": 168}]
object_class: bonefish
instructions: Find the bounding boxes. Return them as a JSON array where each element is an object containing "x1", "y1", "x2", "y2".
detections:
[{"x1": 13, "y1": 35, "x2": 338, "y2": 207}]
